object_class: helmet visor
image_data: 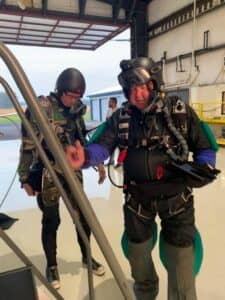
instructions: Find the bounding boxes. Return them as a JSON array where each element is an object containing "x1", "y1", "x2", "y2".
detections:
[{"x1": 118, "y1": 67, "x2": 151, "y2": 89}]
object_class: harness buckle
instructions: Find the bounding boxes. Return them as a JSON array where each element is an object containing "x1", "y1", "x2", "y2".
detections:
[{"x1": 137, "y1": 204, "x2": 142, "y2": 216}]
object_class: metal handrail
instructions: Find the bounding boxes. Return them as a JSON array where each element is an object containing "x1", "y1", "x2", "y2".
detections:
[{"x1": 0, "y1": 42, "x2": 135, "y2": 300}]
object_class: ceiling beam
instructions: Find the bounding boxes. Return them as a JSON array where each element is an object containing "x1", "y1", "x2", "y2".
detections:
[
  {"x1": 0, "y1": 0, "x2": 6, "y2": 9},
  {"x1": 130, "y1": 0, "x2": 148, "y2": 58},
  {"x1": 79, "y1": 0, "x2": 87, "y2": 17},
  {"x1": 42, "y1": 0, "x2": 47, "y2": 15},
  {"x1": 112, "y1": 0, "x2": 123, "y2": 23},
  {"x1": 126, "y1": 0, "x2": 137, "y2": 22}
]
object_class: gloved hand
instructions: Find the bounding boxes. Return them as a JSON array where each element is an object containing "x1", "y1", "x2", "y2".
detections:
[
  {"x1": 190, "y1": 162, "x2": 220, "y2": 178},
  {"x1": 184, "y1": 162, "x2": 220, "y2": 188},
  {"x1": 169, "y1": 161, "x2": 220, "y2": 188},
  {"x1": 23, "y1": 161, "x2": 43, "y2": 193}
]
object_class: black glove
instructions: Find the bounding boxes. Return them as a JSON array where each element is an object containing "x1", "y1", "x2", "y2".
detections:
[
  {"x1": 189, "y1": 162, "x2": 220, "y2": 178},
  {"x1": 27, "y1": 161, "x2": 43, "y2": 192},
  {"x1": 169, "y1": 161, "x2": 220, "y2": 188}
]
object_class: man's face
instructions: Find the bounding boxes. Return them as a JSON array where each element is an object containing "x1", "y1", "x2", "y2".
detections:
[
  {"x1": 130, "y1": 84, "x2": 150, "y2": 110},
  {"x1": 108, "y1": 99, "x2": 115, "y2": 108},
  {"x1": 61, "y1": 91, "x2": 81, "y2": 107}
]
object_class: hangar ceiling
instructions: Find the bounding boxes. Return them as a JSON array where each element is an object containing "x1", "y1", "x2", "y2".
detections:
[{"x1": 0, "y1": 0, "x2": 140, "y2": 50}]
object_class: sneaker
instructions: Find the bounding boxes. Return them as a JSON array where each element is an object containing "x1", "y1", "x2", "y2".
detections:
[
  {"x1": 82, "y1": 257, "x2": 105, "y2": 276},
  {"x1": 46, "y1": 266, "x2": 60, "y2": 289}
]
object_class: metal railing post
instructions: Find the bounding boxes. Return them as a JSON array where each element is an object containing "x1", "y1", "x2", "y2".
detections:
[{"x1": 0, "y1": 42, "x2": 136, "y2": 300}]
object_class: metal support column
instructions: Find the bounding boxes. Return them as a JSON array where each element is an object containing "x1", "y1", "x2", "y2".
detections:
[{"x1": 130, "y1": 0, "x2": 148, "y2": 58}]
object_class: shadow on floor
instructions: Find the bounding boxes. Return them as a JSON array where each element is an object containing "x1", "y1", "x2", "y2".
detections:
[
  {"x1": 0, "y1": 252, "x2": 82, "y2": 284},
  {"x1": 82, "y1": 278, "x2": 133, "y2": 300}
]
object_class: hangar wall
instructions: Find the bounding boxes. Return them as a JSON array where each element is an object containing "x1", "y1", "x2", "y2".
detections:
[{"x1": 147, "y1": 0, "x2": 225, "y2": 109}]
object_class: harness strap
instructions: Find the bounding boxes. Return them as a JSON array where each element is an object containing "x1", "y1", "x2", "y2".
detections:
[
  {"x1": 118, "y1": 103, "x2": 131, "y2": 149},
  {"x1": 118, "y1": 97, "x2": 188, "y2": 151},
  {"x1": 126, "y1": 199, "x2": 152, "y2": 220},
  {"x1": 125, "y1": 189, "x2": 152, "y2": 220}
]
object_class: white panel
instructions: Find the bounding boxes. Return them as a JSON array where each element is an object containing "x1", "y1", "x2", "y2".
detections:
[
  {"x1": 20, "y1": 30, "x2": 49, "y2": 36},
  {"x1": 71, "y1": 44, "x2": 93, "y2": 48},
  {"x1": 48, "y1": 37, "x2": 73, "y2": 42},
  {"x1": 51, "y1": 32, "x2": 77, "y2": 38},
  {"x1": 54, "y1": 27, "x2": 83, "y2": 34},
  {"x1": 0, "y1": 28, "x2": 18, "y2": 33},
  {"x1": 45, "y1": 42, "x2": 69, "y2": 46},
  {"x1": 0, "y1": 33, "x2": 17, "y2": 38},
  {"x1": 0, "y1": 13, "x2": 21, "y2": 21},
  {"x1": 58, "y1": 21, "x2": 89, "y2": 28},
  {"x1": 19, "y1": 35, "x2": 45, "y2": 40},
  {"x1": 74, "y1": 40, "x2": 96, "y2": 44},
  {"x1": 149, "y1": 0, "x2": 193, "y2": 24},
  {"x1": 23, "y1": 16, "x2": 57, "y2": 25},
  {"x1": 21, "y1": 23, "x2": 53, "y2": 31},
  {"x1": 0, "y1": 21, "x2": 19, "y2": 28},
  {"x1": 91, "y1": 24, "x2": 119, "y2": 31},
  {"x1": 18, "y1": 39, "x2": 43, "y2": 44},
  {"x1": 0, "y1": 38, "x2": 17, "y2": 42},
  {"x1": 85, "y1": 30, "x2": 110, "y2": 36},
  {"x1": 79, "y1": 35, "x2": 103, "y2": 41}
]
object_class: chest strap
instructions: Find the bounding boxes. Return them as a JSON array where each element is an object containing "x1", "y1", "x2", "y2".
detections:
[{"x1": 118, "y1": 104, "x2": 131, "y2": 149}]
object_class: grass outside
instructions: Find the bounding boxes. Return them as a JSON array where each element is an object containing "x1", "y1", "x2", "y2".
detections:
[
  {"x1": 0, "y1": 113, "x2": 21, "y2": 124},
  {"x1": 0, "y1": 111, "x2": 91, "y2": 124}
]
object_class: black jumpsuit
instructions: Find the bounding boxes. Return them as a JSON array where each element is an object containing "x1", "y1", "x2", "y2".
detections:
[{"x1": 96, "y1": 100, "x2": 212, "y2": 300}]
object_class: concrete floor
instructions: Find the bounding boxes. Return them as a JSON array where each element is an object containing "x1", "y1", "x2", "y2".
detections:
[{"x1": 0, "y1": 140, "x2": 225, "y2": 299}]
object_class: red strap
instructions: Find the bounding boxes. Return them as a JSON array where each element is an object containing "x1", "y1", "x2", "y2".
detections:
[
  {"x1": 118, "y1": 149, "x2": 127, "y2": 164},
  {"x1": 156, "y1": 165, "x2": 163, "y2": 180}
]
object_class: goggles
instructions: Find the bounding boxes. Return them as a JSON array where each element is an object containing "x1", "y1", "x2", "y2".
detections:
[{"x1": 118, "y1": 67, "x2": 151, "y2": 89}]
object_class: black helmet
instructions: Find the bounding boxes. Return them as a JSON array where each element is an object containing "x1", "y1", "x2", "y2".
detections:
[
  {"x1": 118, "y1": 57, "x2": 164, "y2": 92},
  {"x1": 55, "y1": 68, "x2": 86, "y2": 96}
]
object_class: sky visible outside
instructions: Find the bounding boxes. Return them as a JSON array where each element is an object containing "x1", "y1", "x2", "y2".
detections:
[{"x1": 0, "y1": 29, "x2": 130, "y2": 102}]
